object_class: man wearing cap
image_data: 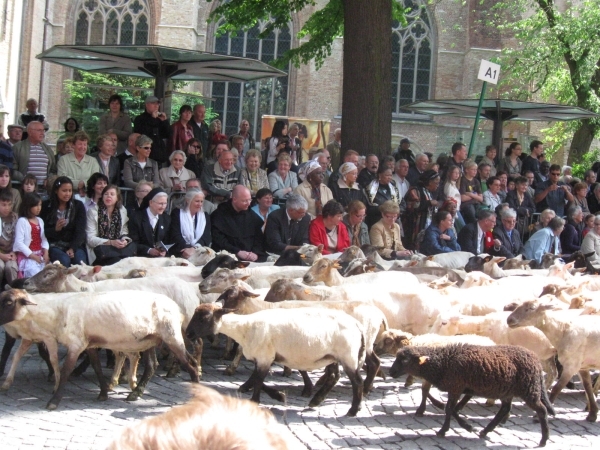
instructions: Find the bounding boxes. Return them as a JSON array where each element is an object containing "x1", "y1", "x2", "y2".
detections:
[
  {"x1": 128, "y1": 187, "x2": 173, "y2": 257},
  {"x1": 6, "y1": 125, "x2": 24, "y2": 147},
  {"x1": 18, "y1": 98, "x2": 49, "y2": 141},
  {"x1": 133, "y1": 96, "x2": 171, "y2": 166},
  {"x1": 326, "y1": 128, "x2": 342, "y2": 172},
  {"x1": 394, "y1": 138, "x2": 416, "y2": 167},
  {"x1": 211, "y1": 185, "x2": 266, "y2": 262}
]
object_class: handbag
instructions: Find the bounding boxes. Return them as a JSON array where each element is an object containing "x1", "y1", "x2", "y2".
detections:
[{"x1": 93, "y1": 241, "x2": 137, "y2": 261}]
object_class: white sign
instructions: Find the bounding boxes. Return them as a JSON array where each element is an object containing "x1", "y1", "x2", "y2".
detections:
[{"x1": 477, "y1": 60, "x2": 501, "y2": 85}]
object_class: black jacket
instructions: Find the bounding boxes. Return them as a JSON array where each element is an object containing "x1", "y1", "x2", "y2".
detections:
[
  {"x1": 457, "y1": 223, "x2": 480, "y2": 255},
  {"x1": 505, "y1": 190, "x2": 536, "y2": 218},
  {"x1": 168, "y1": 208, "x2": 212, "y2": 256},
  {"x1": 41, "y1": 199, "x2": 87, "y2": 250},
  {"x1": 264, "y1": 207, "x2": 310, "y2": 254},
  {"x1": 492, "y1": 224, "x2": 522, "y2": 259},
  {"x1": 128, "y1": 209, "x2": 172, "y2": 256},
  {"x1": 190, "y1": 120, "x2": 209, "y2": 157},
  {"x1": 357, "y1": 168, "x2": 377, "y2": 190},
  {"x1": 93, "y1": 154, "x2": 121, "y2": 185},
  {"x1": 211, "y1": 200, "x2": 266, "y2": 261},
  {"x1": 133, "y1": 112, "x2": 171, "y2": 164}
]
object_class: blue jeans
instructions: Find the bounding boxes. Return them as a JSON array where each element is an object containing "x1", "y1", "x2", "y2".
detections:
[{"x1": 49, "y1": 246, "x2": 88, "y2": 268}]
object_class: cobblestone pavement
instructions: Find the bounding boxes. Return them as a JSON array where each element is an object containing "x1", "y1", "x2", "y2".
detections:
[{"x1": 0, "y1": 333, "x2": 599, "y2": 450}]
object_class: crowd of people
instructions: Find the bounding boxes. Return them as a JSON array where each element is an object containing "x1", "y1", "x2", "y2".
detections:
[{"x1": 1, "y1": 94, "x2": 600, "y2": 283}]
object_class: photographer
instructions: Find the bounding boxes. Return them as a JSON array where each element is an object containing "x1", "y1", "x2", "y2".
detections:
[
  {"x1": 133, "y1": 95, "x2": 171, "y2": 166},
  {"x1": 534, "y1": 164, "x2": 574, "y2": 217}
]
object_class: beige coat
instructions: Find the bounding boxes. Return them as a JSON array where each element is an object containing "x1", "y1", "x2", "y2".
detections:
[
  {"x1": 158, "y1": 166, "x2": 196, "y2": 193},
  {"x1": 293, "y1": 181, "x2": 334, "y2": 218},
  {"x1": 582, "y1": 230, "x2": 600, "y2": 264},
  {"x1": 369, "y1": 219, "x2": 406, "y2": 259}
]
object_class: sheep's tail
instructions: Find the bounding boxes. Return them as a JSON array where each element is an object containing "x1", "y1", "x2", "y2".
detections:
[
  {"x1": 540, "y1": 373, "x2": 555, "y2": 416},
  {"x1": 358, "y1": 332, "x2": 366, "y2": 367}
]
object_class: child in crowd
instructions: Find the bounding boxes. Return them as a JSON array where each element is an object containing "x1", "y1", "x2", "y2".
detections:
[
  {"x1": 13, "y1": 193, "x2": 49, "y2": 278},
  {"x1": 0, "y1": 164, "x2": 22, "y2": 213},
  {"x1": 583, "y1": 213, "x2": 595, "y2": 238},
  {"x1": 0, "y1": 190, "x2": 18, "y2": 284},
  {"x1": 20, "y1": 173, "x2": 38, "y2": 196}
]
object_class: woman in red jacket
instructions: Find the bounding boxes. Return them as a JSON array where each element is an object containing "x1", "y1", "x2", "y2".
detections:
[
  {"x1": 309, "y1": 200, "x2": 350, "y2": 255},
  {"x1": 169, "y1": 105, "x2": 195, "y2": 154}
]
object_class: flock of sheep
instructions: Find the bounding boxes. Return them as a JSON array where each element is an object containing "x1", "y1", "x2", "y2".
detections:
[{"x1": 1, "y1": 244, "x2": 599, "y2": 448}]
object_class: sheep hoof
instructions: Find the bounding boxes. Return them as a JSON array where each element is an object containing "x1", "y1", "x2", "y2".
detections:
[
  {"x1": 47, "y1": 373, "x2": 55, "y2": 383},
  {"x1": 273, "y1": 391, "x2": 286, "y2": 403},
  {"x1": 107, "y1": 383, "x2": 116, "y2": 391},
  {"x1": 127, "y1": 391, "x2": 141, "y2": 402},
  {"x1": 166, "y1": 368, "x2": 180, "y2": 378},
  {"x1": 224, "y1": 367, "x2": 235, "y2": 376},
  {"x1": 415, "y1": 408, "x2": 425, "y2": 417},
  {"x1": 435, "y1": 430, "x2": 446, "y2": 437},
  {"x1": 485, "y1": 398, "x2": 496, "y2": 407},
  {"x1": 308, "y1": 396, "x2": 324, "y2": 408},
  {"x1": 479, "y1": 431, "x2": 488, "y2": 439},
  {"x1": 0, "y1": 383, "x2": 10, "y2": 392},
  {"x1": 282, "y1": 366, "x2": 292, "y2": 377},
  {"x1": 97, "y1": 392, "x2": 108, "y2": 401},
  {"x1": 585, "y1": 412, "x2": 597, "y2": 422},
  {"x1": 346, "y1": 406, "x2": 359, "y2": 417},
  {"x1": 239, "y1": 385, "x2": 251, "y2": 394},
  {"x1": 300, "y1": 387, "x2": 312, "y2": 398}
]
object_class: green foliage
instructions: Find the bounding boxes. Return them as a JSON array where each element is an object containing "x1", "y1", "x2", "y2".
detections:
[{"x1": 572, "y1": 149, "x2": 600, "y2": 180}]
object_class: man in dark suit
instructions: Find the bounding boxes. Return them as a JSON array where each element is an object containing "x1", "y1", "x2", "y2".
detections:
[
  {"x1": 191, "y1": 104, "x2": 209, "y2": 157},
  {"x1": 264, "y1": 194, "x2": 311, "y2": 254},
  {"x1": 457, "y1": 209, "x2": 497, "y2": 255},
  {"x1": 133, "y1": 96, "x2": 170, "y2": 166},
  {"x1": 492, "y1": 208, "x2": 522, "y2": 259},
  {"x1": 129, "y1": 188, "x2": 172, "y2": 257},
  {"x1": 406, "y1": 153, "x2": 429, "y2": 186}
]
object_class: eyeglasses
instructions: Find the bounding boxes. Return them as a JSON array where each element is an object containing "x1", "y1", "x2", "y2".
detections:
[
  {"x1": 353, "y1": 213, "x2": 366, "y2": 219},
  {"x1": 141, "y1": 146, "x2": 151, "y2": 150},
  {"x1": 191, "y1": 145, "x2": 200, "y2": 149}
]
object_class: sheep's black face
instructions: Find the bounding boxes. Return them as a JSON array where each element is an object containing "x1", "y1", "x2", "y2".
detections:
[
  {"x1": 186, "y1": 308, "x2": 216, "y2": 340},
  {"x1": 0, "y1": 290, "x2": 36, "y2": 326},
  {"x1": 389, "y1": 348, "x2": 421, "y2": 378}
]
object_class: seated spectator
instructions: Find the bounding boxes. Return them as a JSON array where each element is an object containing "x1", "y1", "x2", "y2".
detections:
[
  {"x1": 211, "y1": 185, "x2": 266, "y2": 262},
  {"x1": 569, "y1": 182, "x2": 590, "y2": 214},
  {"x1": 391, "y1": 159, "x2": 411, "y2": 199},
  {"x1": 443, "y1": 165, "x2": 462, "y2": 211},
  {"x1": 129, "y1": 188, "x2": 172, "y2": 258},
  {"x1": 560, "y1": 165, "x2": 573, "y2": 185},
  {"x1": 268, "y1": 153, "x2": 298, "y2": 199},
  {"x1": 582, "y1": 215, "x2": 600, "y2": 265},
  {"x1": 125, "y1": 180, "x2": 152, "y2": 218},
  {"x1": 57, "y1": 131, "x2": 100, "y2": 196},
  {"x1": 328, "y1": 150, "x2": 360, "y2": 190},
  {"x1": 523, "y1": 217, "x2": 565, "y2": 264},
  {"x1": 365, "y1": 166, "x2": 400, "y2": 228},
  {"x1": 403, "y1": 170, "x2": 440, "y2": 250},
  {"x1": 534, "y1": 164, "x2": 574, "y2": 216},
  {"x1": 168, "y1": 189, "x2": 211, "y2": 258},
  {"x1": 477, "y1": 162, "x2": 491, "y2": 192},
  {"x1": 170, "y1": 178, "x2": 216, "y2": 215},
  {"x1": 0, "y1": 190, "x2": 18, "y2": 284},
  {"x1": 201, "y1": 149, "x2": 241, "y2": 204},
  {"x1": 357, "y1": 154, "x2": 379, "y2": 189},
  {"x1": 441, "y1": 198, "x2": 465, "y2": 234},
  {"x1": 497, "y1": 171, "x2": 509, "y2": 201},
  {"x1": 85, "y1": 185, "x2": 134, "y2": 265},
  {"x1": 369, "y1": 200, "x2": 412, "y2": 260},
  {"x1": 41, "y1": 176, "x2": 87, "y2": 267},
  {"x1": 266, "y1": 141, "x2": 291, "y2": 175},
  {"x1": 14, "y1": 192, "x2": 49, "y2": 277},
  {"x1": 264, "y1": 194, "x2": 310, "y2": 254},
  {"x1": 406, "y1": 153, "x2": 428, "y2": 186},
  {"x1": 117, "y1": 132, "x2": 140, "y2": 174},
  {"x1": 0, "y1": 164, "x2": 21, "y2": 213},
  {"x1": 482, "y1": 176, "x2": 502, "y2": 211},
  {"x1": 457, "y1": 209, "x2": 497, "y2": 255},
  {"x1": 492, "y1": 208, "x2": 522, "y2": 259},
  {"x1": 251, "y1": 188, "x2": 280, "y2": 228},
  {"x1": 159, "y1": 150, "x2": 196, "y2": 194},
  {"x1": 531, "y1": 208, "x2": 556, "y2": 235},
  {"x1": 239, "y1": 149, "x2": 269, "y2": 197},
  {"x1": 294, "y1": 161, "x2": 333, "y2": 218},
  {"x1": 183, "y1": 137, "x2": 204, "y2": 179},
  {"x1": 308, "y1": 200, "x2": 349, "y2": 255},
  {"x1": 583, "y1": 213, "x2": 595, "y2": 239},
  {"x1": 0, "y1": 139, "x2": 14, "y2": 170},
  {"x1": 506, "y1": 176, "x2": 535, "y2": 230},
  {"x1": 342, "y1": 200, "x2": 370, "y2": 247},
  {"x1": 123, "y1": 134, "x2": 160, "y2": 189},
  {"x1": 81, "y1": 172, "x2": 109, "y2": 211},
  {"x1": 332, "y1": 162, "x2": 368, "y2": 211},
  {"x1": 587, "y1": 183, "x2": 600, "y2": 214},
  {"x1": 459, "y1": 160, "x2": 483, "y2": 224},
  {"x1": 19, "y1": 173, "x2": 37, "y2": 199},
  {"x1": 480, "y1": 145, "x2": 497, "y2": 176},
  {"x1": 93, "y1": 134, "x2": 120, "y2": 185},
  {"x1": 420, "y1": 209, "x2": 461, "y2": 256},
  {"x1": 560, "y1": 206, "x2": 584, "y2": 255}
]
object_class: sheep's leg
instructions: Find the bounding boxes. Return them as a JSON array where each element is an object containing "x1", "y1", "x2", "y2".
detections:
[
  {"x1": 300, "y1": 371, "x2": 313, "y2": 397},
  {"x1": 108, "y1": 352, "x2": 127, "y2": 390},
  {"x1": 342, "y1": 364, "x2": 364, "y2": 417},
  {"x1": 224, "y1": 345, "x2": 244, "y2": 376},
  {"x1": 579, "y1": 370, "x2": 598, "y2": 422},
  {"x1": 524, "y1": 396, "x2": 550, "y2": 447},
  {"x1": 282, "y1": 366, "x2": 292, "y2": 377},
  {"x1": 363, "y1": 351, "x2": 380, "y2": 395},
  {"x1": 437, "y1": 392, "x2": 460, "y2": 437},
  {"x1": 480, "y1": 400, "x2": 512, "y2": 439},
  {"x1": 1, "y1": 339, "x2": 33, "y2": 391},
  {"x1": 126, "y1": 353, "x2": 140, "y2": 391},
  {"x1": 43, "y1": 339, "x2": 61, "y2": 393},
  {"x1": 166, "y1": 359, "x2": 181, "y2": 378},
  {"x1": 86, "y1": 349, "x2": 109, "y2": 401},
  {"x1": 71, "y1": 352, "x2": 90, "y2": 376},
  {"x1": 309, "y1": 363, "x2": 340, "y2": 408},
  {"x1": 36, "y1": 343, "x2": 55, "y2": 382},
  {"x1": 404, "y1": 374, "x2": 415, "y2": 388},
  {"x1": 250, "y1": 366, "x2": 270, "y2": 404},
  {"x1": 375, "y1": 367, "x2": 386, "y2": 380},
  {"x1": 541, "y1": 357, "x2": 558, "y2": 391},
  {"x1": 127, "y1": 349, "x2": 157, "y2": 402},
  {"x1": 105, "y1": 349, "x2": 115, "y2": 369},
  {"x1": 239, "y1": 372, "x2": 255, "y2": 393},
  {"x1": 47, "y1": 347, "x2": 83, "y2": 410},
  {"x1": 0, "y1": 332, "x2": 17, "y2": 377},
  {"x1": 192, "y1": 338, "x2": 203, "y2": 378},
  {"x1": 549, "y1": 365, "x2": 578, "y2": 403},
  {"x1": 167, "y1": 339, "x2": 199, "y2": 383},
  {"x1": 416, "y1": 381, "x2": 431, "y2": 416}
]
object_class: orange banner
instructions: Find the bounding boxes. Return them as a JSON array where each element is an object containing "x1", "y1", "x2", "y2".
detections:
[{"x1": 261, "y1": 115, "x2": 331, "y2": 162}]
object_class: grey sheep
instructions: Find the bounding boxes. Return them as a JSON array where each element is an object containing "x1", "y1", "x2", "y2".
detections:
[{"x1": 389, "y1": 344, "x2": 554, "y2": 447}]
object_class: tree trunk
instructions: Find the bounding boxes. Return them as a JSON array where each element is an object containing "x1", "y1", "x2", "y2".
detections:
[
  {"x1": 340, "y1": 0, "x2": 392, "y2": 165},
  {"x1": 567, "y1": 119, "x2": 598, "y2": 165}
]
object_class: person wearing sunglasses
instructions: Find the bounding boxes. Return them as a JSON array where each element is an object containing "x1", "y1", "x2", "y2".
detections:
[
  {"x1": 534, "y1": 164, "x2": 574, "y2": 217},
  {"x1": 123, "y1": 134, "x2": 160, "y2": 189},
  {"x1": 183, "y1": 137, "x2": 204, "y2": 179}
]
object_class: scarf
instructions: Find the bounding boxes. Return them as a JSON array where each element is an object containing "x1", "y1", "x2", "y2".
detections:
[
  {"x1": 351, "y1": 223, "x2": 361, "y2": 247},
  {"x1": 98, "y1": 204, "x2": 122, "y2": 240},
  {"x1": 180, "y1": 208, "x2": 206, "y2": 246},
  {"x1": 368, "y1": 180, "x2": 399, "y2": 204},
  {"x1": 311, "y1": 184, "x2": 323, "y2": 216}
]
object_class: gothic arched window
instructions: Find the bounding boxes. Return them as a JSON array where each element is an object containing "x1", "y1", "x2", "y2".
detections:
[
  {"x1": 392, "y1": 1, "x2": 433, "y2": 113},
  {"x1": 74, "y1": 0, "x2": 150, "y2": 45},
  {"x1": 212, "y1": 21, "x2": 291, "y2": 140}
]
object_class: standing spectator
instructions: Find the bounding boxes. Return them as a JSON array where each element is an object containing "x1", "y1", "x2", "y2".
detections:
[
  {"x1": 41, "y1": 177, "x2": 87, "y2": 267},
  {"x1": 483, "y1": 176, "x2": 503, "y2": 211},
  {"x1": 522, "y1": 140, "x2": 544, "y2": 184},
  {"x1": 492, "y1": 208, "x2": 522, "y2": 259},
  {"x1": 498, "y1": 142, "x2": 523, "y2": 176},
  {"x1": 13, "y1": 193, "x2": 49, "y2": 277},
  {"x1": 316, "y1": 151, "x2": 331, "y2": 185},
  {"x1": 6, "y1": 124, "x2": 24, "y2": 147},
  {"x1": 369, "y1": 200, "x2": 412, "y2": 260},
  {"x1": 133, "y1": 96, "x2": 170, "y2": 166},
  {"x1": 169, "y1": 105, "x2": 195, "y2": 154},
  {"x1": 238, "y1": 149, "x2": 269, "y2": 197},
  {"x1": 569, "y1": 182, "x2": 590, "y2": 214},
  {"x1": 534, "y1": 164, "x2": 574, "y2": 216},
  {"x1": 584, "y1": 169, "x2": 597, "y2": 194},
  {"x1": 230, "y1": 135, "x2": 245, "y2": 168},
  {"x1": 445, "y1": 142, "x2": 468, "y2": 175},
  {"x1": 85, "y1": 185, "x2": 134, "y2": 265},
  {"x1": 0, "y1": 164, "x2": 21, "y2": 213},
  {"x1": 264, "y1": 194, "x2": 310, "y2": 254},
  {"x1": 98, "y1": 94, "x2": 132, "y2": 154},
  {"x1": 523, "y1": 217, "x2": 564, "y2": 264},
  {"x1": 524, "y1": 170, "x2": 536, "y2": 198},
  {"x1": 81, "y1": 173, "x2": 109, "y2": 212},
  {"x1": 403, "y1": 170, "x2": 441, "y2": 250},
  {"x1": 443, "y1": 165, "x2": 462, "y2": 212},
  {"x1": 308, "y1": 200, "x2": 350, "y2": 255},
  {"x1": 128, "y1": 188, "x2": 172, "y2": 258},
  {"x1": 357, "y1": 154, "x2": 380, "y2": 189},
  {"x1": 190, "y1": 104, "x2": 209, "y2": 155},
  {"x1": 0, "y1": 190, "x2": 18, "y2": 284},
  {"x1": 201, "y1": 150, "x2": 241, "y2": 204},
  {"x1": 343, "y1": 200, "x2": 370, "y2": 247},
  {"x1": 57, "y1": 118, "x2": 79, "y2": 142},
  {"x1": 123, "y1": 135, "x2": 161, "y2": 189},
  {"x1": 233, "y1": 120, "x2": 255, "y2": 166},
  {"x1": 18, "y1": 98, "x2": 49, "y2": 140},
  {"x1": 265, "y1": 120, "x2": 288, "y2": 165},
  {"x1": 159, "y1": 150, "x2": 196, "y2": 194},
  {"x1": 57, "y1": 131, "x2": 101, "y2": 196},
  {"x1": 480, "y1": 145, "x2": 497, "y2": 176},
  {"x1": 93, "y1": 134, "x2": 120, "y2": 185},
  {"x1": 506, "y1": 176, "x2": 535, "y2": 233},
  {"x1": 406, "y1": 153, "x2": 429, "y2": 186},
  {"x1": 268, "y1": 153, "x2": 298, "y2": 199},
  {"x1": 168, "y1": 189, "x2": 211, "y2": 257},
  {"x1": 560, "y1": 166, "x2": 573, "y2": 185},
  {"x1": 183, "y1": 138, "x2": 204, "y2": 180},
  {"x1": 12, "y1": 121, "x2": 56, "y2": 184},
  {"x1": 477, "y1": 163, "x2": 491, "y2": 192},
  {"x1": 587, "y1": 183, "x2": 600, "y2": 214},
  {"x1": 207, "y1": 119, "x2": 227, "y2": 159},
  {"x1": 251, "y1": 188, "x2": 280, "y2": 229},
  {"x1": 538, "y1": 161, "x2": 551, "y2": 184},
  {"x1": 457, "y1": 209, "x2": 497, "y2": 255},
  {"x1": 331, "y1": 162, "x2": 368, "y2": 210},
  {"x1": 365, "y1": 166, "x2": 400, "y2": 228},
  {"x1": 326, "y1": 128, "x2": 342, "y2": 172},
  {"x1": 287, "y1": 123, "x2": 302, "y2": 165},
  {"x1": 394, "y1": 138, "x2": 415, "y2": 166},
  {"x1": 560, "y1": 206, "x2": 584, "y2": 255},
  {"x1": 294, "y1": 161, "x2": 333, "y2": 218},
  {"x1": 459, "y1": 160, "x2": 483, "y2": 224},
  {"x1": 392, "y1": 159, "x2": 411, "y2": 199},
  {"x1": 420, "y1": 209, "x2": 461, "y2": 256}
]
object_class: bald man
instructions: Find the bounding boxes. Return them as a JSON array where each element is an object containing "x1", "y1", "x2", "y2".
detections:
[{"x1": 211, "y1": 186, "x2": 267, "y2": 261}]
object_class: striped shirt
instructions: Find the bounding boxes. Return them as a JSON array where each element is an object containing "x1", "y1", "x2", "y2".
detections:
[{"x1": 28, "y1": 144, "x2": 49, "y2": 183}]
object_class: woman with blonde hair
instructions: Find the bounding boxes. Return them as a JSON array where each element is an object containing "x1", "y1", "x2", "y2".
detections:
[
  {"x1": 239, "y1": 149, "x2": 269, "y2": 196},
  {"x1": 369, "y1": 200, "x2": 412, "y2": 260}
]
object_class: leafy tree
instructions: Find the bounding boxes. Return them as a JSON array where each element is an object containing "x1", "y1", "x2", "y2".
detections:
[
  {"x1": 496, "y1": 0, "x2": 600, "y2": 164},
  {"x1": 208, "y1": 0, "x2": 405, "y2": 162}
]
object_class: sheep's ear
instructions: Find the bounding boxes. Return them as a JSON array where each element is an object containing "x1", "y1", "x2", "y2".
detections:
[
  {"x1": 214, "y1": 308, "x2": 237, "y2": 319},
  {"x1": 483, "y1": 255, "x2": 494, "y2": 263},
  {"x1": 418, "y1": 356, "x2": 429, "y2": 365},
  {"x1": 93, "y1": 266, "x2": 102, "y2": 274},
  {"x1": 179, "y1": 262, "x2": 190, "y2": 266},
  {"x1": 240, "y1": 275, "x2": 251, "y2": 281},
  {"x1": 66, "y1": 267, "x2": 79, "y2": 275},
  {"x1": 304, "y1": 289, "x2": 312, "y2": 295},
  {"x1": 300, "y1": 254, "x2": 307, "y2": 259},
  {"x1": 523, "y1": 260, "x2": 533, "y2": 266},
  {"x1": 235, "y1": 261, "x2": 251, "y2": 268},
  {"x1": 407, "y1": 260, "x2": 418, "y2": 267},
  {"x1": 585, "y1": 251, "x2": 596, "y2": 258},
  {"x1": 19, "y1": 297, "x2": 37, "y2": 306},
  {"x1": 493, "y1": 257, "x2": 506, "y2": 264},
  {"x1": 317, "y1": 244, "x2": 324, "y2": 253},
  {"x1": 332, "y1": 260, "x2": 342, "y2": 269},
  {"x1": 243, "y1": 290, "x2": 260, "y2": 298},
  {"x1": 564, "y1": 261, "x2": 575, "y2": 270},
  {"x1": 426, "y1": 256, "x2": 434, "y2": 261}
]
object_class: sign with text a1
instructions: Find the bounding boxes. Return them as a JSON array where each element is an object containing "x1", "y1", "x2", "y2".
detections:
[{"x1": 477, "y1": 60, "x2": 501, "y2": 85}]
